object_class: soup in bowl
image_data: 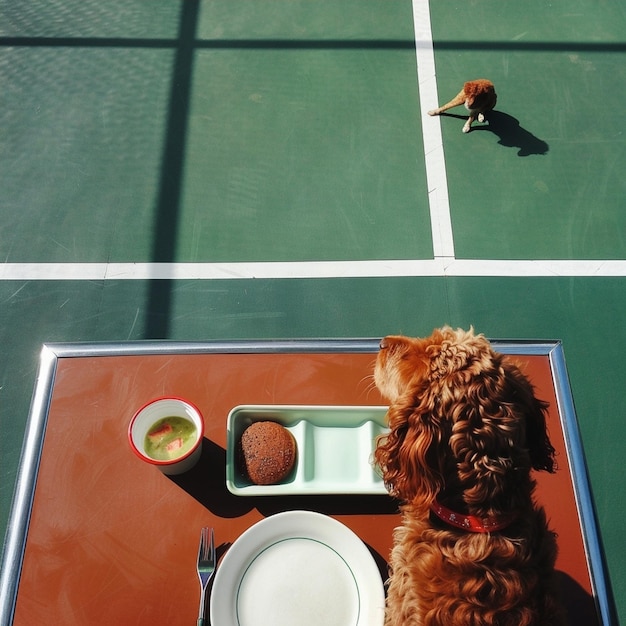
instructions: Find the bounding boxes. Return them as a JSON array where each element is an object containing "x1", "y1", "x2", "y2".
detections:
[{"x1": 129, "y1": 397, "x2": 204, "y2": 475}]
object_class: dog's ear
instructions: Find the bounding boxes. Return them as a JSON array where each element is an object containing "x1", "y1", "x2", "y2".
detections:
[
  {"x1": 374, "y1": 395, "x2": 445, "y2": 504},
  {"x1": 496, "y1": 361, "x2": 556, "y2": 473},
  {"x1": 448, "y1": 378, "x2": 526, "y2": 506},
  {"x1": 448, "y1": 358, "x2": 557, "y2": 509}
]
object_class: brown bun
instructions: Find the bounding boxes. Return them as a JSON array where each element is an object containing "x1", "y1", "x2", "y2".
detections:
[{"x1": 240, "y1": 421, "x2": 297, "y2": 485}]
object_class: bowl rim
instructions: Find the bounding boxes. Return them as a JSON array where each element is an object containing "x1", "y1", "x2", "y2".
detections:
[{"x1": 128, "y1": 396, "x2": 204, "y2": 466}]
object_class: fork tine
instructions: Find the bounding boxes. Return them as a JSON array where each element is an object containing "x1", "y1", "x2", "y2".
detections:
[
  {"x1": 209, "y1": 527, "x2": 215, "y2": 563},
  {"x1": 198, "y1": 527, "x2": 206, "y2": 560}
]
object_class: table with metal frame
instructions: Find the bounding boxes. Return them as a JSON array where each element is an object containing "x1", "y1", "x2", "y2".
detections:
[{"x1": 0, "y1": 339, "x2": 615, "y2": 625}]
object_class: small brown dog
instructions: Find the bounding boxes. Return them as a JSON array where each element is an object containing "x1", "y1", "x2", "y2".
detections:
[
  {"x1": 428, "y1": 79, "x2": 497, "y2": 133},
  {"x1": 374, "y1": 327, "x2": 565, "y2": 626}
]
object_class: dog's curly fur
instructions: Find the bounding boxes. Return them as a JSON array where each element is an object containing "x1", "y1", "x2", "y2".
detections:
[
  {"x1": 374, "y1": 327, "x2": 565, "y2": 626},
  {"x1": 428, "y1": 79, "x2": 497, "y2": 133}
]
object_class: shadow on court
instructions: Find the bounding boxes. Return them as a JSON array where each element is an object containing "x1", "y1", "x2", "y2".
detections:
[{"x1": 440, "y1": 110, "x2": 549, "y2": 156}]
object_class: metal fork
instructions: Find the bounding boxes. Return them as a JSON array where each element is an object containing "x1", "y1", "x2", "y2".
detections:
[{"x1": 196, "y1": 527, "x2": 216, "y2": 626}]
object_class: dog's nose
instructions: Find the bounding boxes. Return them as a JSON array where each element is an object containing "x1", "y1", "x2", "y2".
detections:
[{"x1": 379, "y1": 337, "x2": 389, "y2": 350}]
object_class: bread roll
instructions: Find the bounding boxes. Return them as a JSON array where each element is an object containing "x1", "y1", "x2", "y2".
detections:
[{"x1": 240, "y1": 421, "x2": 297, "y2": 485}]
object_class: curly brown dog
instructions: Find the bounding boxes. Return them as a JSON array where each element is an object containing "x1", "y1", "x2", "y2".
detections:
[
  {"x1": 374, "y1": 327, "x2": 565, "y2": 626},
  {"x1": 428, "y1": 79, "x2": 497, "y2": 133}
]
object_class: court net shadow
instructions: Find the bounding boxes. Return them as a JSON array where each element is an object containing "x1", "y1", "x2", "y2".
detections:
[{"x1": 144, "y1": 0, "x2": 199, "y2": 339}]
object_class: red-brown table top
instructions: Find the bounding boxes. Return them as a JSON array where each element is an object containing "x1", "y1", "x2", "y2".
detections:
[{"x1": 10, "y1": 347, "x2": 600, "y2": 625}]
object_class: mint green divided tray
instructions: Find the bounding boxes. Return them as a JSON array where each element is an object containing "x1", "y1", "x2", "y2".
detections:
[{"x1": 226, "y1": 405, "x2": 390, "y2": 496}]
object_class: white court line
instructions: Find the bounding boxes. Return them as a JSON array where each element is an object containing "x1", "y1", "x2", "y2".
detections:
[
  {"x1": 2, "y1": 260, "x2": 626, "y2": 280},
  {"x1": 412, "y1": 0, "x2": 455, "y2": 260}
]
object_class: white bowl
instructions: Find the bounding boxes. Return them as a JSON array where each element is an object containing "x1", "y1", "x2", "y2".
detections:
[{"x1": 128, "y1": 397, "x2": 204, "y2": 475}]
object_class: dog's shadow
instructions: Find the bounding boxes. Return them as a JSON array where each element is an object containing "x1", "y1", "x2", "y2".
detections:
[{"x1": 440, "y1": 110, "x2": 549, "y2": 156}]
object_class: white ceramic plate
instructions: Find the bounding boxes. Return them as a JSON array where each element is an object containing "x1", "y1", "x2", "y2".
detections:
[
  {"x1": 210, "y1": 510, "x2": 385, "y2": 626},
  {"x1": 226, "y1": 405, "x2": 389, "y2": 495}
]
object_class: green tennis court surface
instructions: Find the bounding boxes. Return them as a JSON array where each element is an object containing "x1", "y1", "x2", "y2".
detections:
[{"x1": 1, "y1": 1, "x2": 625, "y2": 621}]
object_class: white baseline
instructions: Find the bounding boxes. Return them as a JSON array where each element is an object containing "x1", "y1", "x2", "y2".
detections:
[{"x1": 2, "y1": 260, "x2": 626, "y2": 280}]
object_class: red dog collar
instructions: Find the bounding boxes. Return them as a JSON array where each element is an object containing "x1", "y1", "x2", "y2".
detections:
[{"x1": 430, "y1": 500, "x2": 518, "y2": 533}]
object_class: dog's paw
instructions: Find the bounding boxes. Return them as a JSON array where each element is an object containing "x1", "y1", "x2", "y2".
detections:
[
  {"x1": 427, "y1": 109, "x2": 440, "y2": 116},
  {"x1": 477, "y1": 113, "x2": 485, "y2": 123},
  {"x1": 462, "y1": 123, "x2": 472, "y2": 133}
]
